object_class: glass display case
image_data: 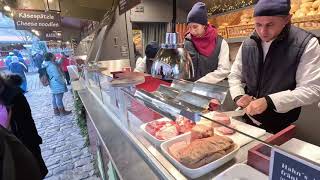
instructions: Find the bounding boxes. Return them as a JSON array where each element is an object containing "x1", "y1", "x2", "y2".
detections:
[
  {"x1": 81, "y1": 69, "x2": 278, "y2": 179},
  {"x1": 80, "y1": 69, "x2": 319, "y2": 180}
]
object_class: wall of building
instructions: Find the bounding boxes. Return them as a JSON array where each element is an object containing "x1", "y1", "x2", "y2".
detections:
[
  {"x1": 84, "y1": 7, "x2": 133, "y2": 63},
  {"x1": 62, "y1": 27, "x2": 81, "y2": 42},
  {"x1": 98, "y1": 9, "x2": 131, "y2": 61},
  {"x1": 130, "y1": 0, "x2": 188, "y2": 23}
]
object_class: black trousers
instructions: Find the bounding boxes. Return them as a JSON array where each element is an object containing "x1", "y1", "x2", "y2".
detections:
[{"x1": 64, "y1": 71, "x2": 71, "y2": 85}]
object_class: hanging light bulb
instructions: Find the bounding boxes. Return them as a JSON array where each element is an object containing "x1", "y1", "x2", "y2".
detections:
[
  {"x1": 151, "y1": 33, "x2": 194, "y2": 80},
  {"x1": 151, "y1": 0, "x2": 194, "y2": 81},
  {"x1": 3, "y1": 5, "x2": 11, "y2": 12}
]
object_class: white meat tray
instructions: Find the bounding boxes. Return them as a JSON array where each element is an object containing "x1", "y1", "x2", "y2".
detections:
[
  {"x1": 140, "y1": 118, "x2": 180, "y2": 146},
  {"x1": 213, "y1": 163, "x2": 268, "y2": 180},
  {"x1": 161, "y1": 133, "x2": 240, "y2": 179}
]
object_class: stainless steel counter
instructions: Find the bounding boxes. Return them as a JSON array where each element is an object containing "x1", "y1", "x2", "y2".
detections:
[{"x1": 280, "y1": 138, "x2": 320, "y2": 164}]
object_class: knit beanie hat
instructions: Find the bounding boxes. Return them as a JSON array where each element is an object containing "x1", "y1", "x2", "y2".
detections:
[
  {"x1": 254, "y1": 0, "x2": 291, "y2": 17},
  {"x1": 187, "y1": 2, "x2": 208, "y2": 25},
  {"x1": 145, "y1": 41, "x2": 160, "y2": 59}
]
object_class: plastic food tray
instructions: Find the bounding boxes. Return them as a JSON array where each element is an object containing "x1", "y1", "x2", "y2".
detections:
[
  {"x1": 161, "y1": 133, "x2": 239, "y2": 179},
  {"x1": 140, "y1": 118, "x2": 192, "y2": 146}
]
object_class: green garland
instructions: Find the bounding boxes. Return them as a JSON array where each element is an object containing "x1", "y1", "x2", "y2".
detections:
[
  {"x1": 207, "y1": 0, "x2": 256, "y2": 15},
  {"x1": 74, "y1": 91, "x2": 89, "y2": 147}
]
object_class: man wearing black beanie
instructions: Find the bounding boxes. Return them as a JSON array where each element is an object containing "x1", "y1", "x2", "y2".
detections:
[
  {"x1": 134, "y1": 41, "x2": 160, "y2": 74},
  {"x1": 228, "y1": 0, "x2": 320, "y2": 133}
]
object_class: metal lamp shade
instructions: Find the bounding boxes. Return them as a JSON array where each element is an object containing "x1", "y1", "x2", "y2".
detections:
[{"x1": 151, "y1": 47, "x2": 194, "y2": 80}]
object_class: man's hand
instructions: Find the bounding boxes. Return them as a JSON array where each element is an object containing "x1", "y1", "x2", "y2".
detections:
[
  {"x1": 245, "y1": 98, "x2": 268, "y2": 116},
  {"x1": 236, "y1": 95, "x2": 254, "y2": 108}
]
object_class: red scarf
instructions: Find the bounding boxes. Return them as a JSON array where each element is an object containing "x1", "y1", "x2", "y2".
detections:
[{"x1": 190, "y1": 25, "x2": 218, "y2": 57}]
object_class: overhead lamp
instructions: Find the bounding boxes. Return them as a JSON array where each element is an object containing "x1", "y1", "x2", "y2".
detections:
[
  {"x1": 151, "y1": 0, "x2": 194, "y2": 80},
  {"x1": 3, "y1": 5, "x2": 11, "y2": 12}
]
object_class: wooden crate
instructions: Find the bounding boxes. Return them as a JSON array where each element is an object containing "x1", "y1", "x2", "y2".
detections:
[
  {"x1": 247, "y1": 125, "x2": 296, "y2": 175},
  {"x1": 226, "y1": 24, "x2": 255, "y2": 38}
]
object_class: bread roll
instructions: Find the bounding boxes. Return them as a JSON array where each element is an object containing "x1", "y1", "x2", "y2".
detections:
[
  {"x1": 291, "y1": 4, "x2": 299, "y2": 13},
  {"x1": 295, "y1": 10, "x2": 306, "y2": 17},
  {"x1": 308, "y1": 8, "x2": 317, "y2": 15},
  {"x1": 301, "y1": 0, "x2": 315, "y2": 3},
  {"x1": 299, "y1": 7, "x2": 309, "y2": 15},
  {"x1": 301, "y1": 2, "x2": 314, "y2": 9},
  {"x1": 312, "y1": 0, "x2": 320, "y2": 8}
]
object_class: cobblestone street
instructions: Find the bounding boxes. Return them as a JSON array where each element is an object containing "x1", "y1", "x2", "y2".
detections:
[{"x1": 25, "y1": 73, "x2": 100, "y2": 180}]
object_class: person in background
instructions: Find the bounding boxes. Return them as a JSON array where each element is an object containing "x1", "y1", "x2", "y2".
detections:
[
  {"x1": 42, "y1": 52, "x2": 71, "y2": 116},
  {"x1": 13, "y1": 49, "x2": 27, "y2": 67},
  {"x1": 8, "y1": 56, "x2": 28, "y2": 93},
  {"x1": 33, "y1": 52, "x2": 44, "y2": 70},
  {"x1": 59, "y1": 52, "x2": 74, "y2": 85},
  {"x1": 134, "y1": 41, "x2": 160, "y2": 74},
  {"x1": 0, "y1": 74, "x2": 48, "y2": 178},
  {"x1": 184, "y1": 2, "x2": 230, "y2": 84},
  {"x1": 4, "y1": 52, "x2": 14, "y2": 68},
  {"x1": 228, "y1": 0, "x2": 320, "y2": 133}
]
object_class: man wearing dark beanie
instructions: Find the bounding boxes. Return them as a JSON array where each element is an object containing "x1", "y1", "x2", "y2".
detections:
[
  {"x1": 184, "y1": 2, "x2": 230, "y2": 84},
  {"x1": 134, "y1": 41, "x2": 160, "y2": 74},
  {"x1": 228, "y1": 0, "x2": 320, "y2": 133}
]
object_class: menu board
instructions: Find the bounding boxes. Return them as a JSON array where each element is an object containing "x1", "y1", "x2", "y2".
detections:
[{"x1": 13, "y1": 10, "x2": 61, "y2": 30}]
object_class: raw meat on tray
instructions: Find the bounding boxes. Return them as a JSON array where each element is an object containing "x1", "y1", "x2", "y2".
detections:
[{"x1": 145, "y1": 118, "x2": 196, "y2": 140}]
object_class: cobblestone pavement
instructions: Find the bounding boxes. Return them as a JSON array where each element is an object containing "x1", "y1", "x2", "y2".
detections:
[
  {"x1": 25, "y1": 74, "x2": 100, "y2": 180},
  {"x1": 26, "y1": 72, "x2": 43, "y2": 91}
]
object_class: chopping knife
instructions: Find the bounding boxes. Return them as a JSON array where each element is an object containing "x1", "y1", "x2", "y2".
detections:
[
  {"x1": 212, "y1": 107, "x2": 245, "y2": 119},
  {"x1": 200, "y1": 106, "x2": 273, "y2": 147}
]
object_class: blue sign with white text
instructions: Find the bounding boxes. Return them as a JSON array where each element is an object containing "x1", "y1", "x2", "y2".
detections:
[{"x1": 270, "y1": 148, "x2": 320, "y2": 180}]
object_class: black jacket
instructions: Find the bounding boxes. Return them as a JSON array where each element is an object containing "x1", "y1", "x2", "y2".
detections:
[
  {"x1": 1, "y1": 79, "x2": 48, "y2": 178},
  {"x1": 241, "y1": 25, "x2": 314, "y2": 133},
  {"x1": 184, "y1": 33, "x2": 223, "y2": 81}
]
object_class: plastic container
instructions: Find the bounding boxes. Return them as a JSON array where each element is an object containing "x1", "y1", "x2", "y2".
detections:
[{"x1": 140, "y1": 118, "x2": 170, "y2": 146}]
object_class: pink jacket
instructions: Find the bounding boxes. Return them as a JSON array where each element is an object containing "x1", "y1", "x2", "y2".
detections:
[{"x1": 0, "y1": 105, "x2": 9, "y2": 128}]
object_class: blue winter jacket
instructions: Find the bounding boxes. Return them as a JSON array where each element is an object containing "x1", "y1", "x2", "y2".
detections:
[
  {"x1": 8, "y1": 62, "x2": 27, "y2": 80},
  {"x1": 42, "y1": 61, "x2": 67, "y2": 94}
]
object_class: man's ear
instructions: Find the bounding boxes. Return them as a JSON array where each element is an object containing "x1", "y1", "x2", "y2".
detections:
[{"x1": 286, "y1": 14, "x2": 292, "y2": 24}]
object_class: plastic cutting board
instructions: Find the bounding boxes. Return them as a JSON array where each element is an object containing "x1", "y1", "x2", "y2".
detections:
[{"x1": 203, "y1": 112, "x2": 266, "y2": 147}]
